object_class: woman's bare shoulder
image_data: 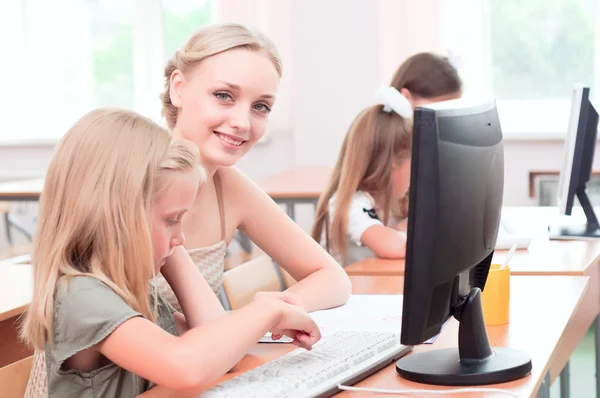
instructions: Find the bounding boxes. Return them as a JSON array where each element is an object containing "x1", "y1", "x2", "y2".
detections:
[{"x1": 218, "y1": 167, "x2": 261, "y2": 195}]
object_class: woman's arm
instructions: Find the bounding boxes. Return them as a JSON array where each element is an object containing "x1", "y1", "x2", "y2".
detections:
[
  {"x1": 160, "y1": 245, "x2": 225, "y2": 328},
  {"x1": 99, "y1": 298, "x2": 320, "y2": 394},
  {"x1": 172, "y1": 312, "x2": 190, "y2": 335},
  {"x1": 221, "y1": 168, "x2": 351, "y2": 312}
]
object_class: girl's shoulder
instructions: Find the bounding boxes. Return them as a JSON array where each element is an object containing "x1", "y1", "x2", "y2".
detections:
[
  {"x1": 352, "y1": 191, "x2": 376, "y2": 205},
  {"x1": 55, "y1": 275, "x2": 112, "y2": 305},
  {"x1": 52, "y1": 276, "x2": 142, "y2": 347}
]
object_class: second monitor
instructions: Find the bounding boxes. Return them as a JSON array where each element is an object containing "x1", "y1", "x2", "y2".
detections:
[{"x1": 550, "y1": 85, "x2": 600, "y2": 239}]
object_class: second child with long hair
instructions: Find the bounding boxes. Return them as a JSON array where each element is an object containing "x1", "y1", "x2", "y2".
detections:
[{"x1": 312, "y1": 88, "x2": 413, "y2": 266}]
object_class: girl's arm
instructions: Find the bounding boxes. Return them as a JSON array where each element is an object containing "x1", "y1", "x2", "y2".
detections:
[
  {"x1": 98, "y1": 298, "x2": 320, "y2": 394},
  {"x1": 160, "y1": 245, "x2": 225, "y2": 329},
  {"x1": 360, "y1": 225, "x2": 407, "y2": 259},
  {"x1": 220, "y1": 167, "x2": 351, "y2": 312}
]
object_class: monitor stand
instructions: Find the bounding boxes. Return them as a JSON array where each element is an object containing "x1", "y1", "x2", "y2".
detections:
[
  {"x1": 549, "y1": 188, "x2": 600, "y2": 239},
  {"x1": 396, "y1": 288, "x2": 532, "y2": 385}
]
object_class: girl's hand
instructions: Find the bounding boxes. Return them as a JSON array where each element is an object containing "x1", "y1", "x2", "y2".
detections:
[
  {"x1": 269, "y1": 300, "x2": 321, "y2": 350},
  {"x1": 253, "y1": 291, "x2": 317, "y2": 347}
]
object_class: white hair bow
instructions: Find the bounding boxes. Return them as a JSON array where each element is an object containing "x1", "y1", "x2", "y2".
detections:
[
  {"x1": 446, "y1": 50, "x2": 463, "y2": 70},
  {"x1": 375, "y1": 86, "x2": 413, "y2": 119}
]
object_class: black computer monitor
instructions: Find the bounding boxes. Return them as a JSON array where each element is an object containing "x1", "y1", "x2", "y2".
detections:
[
  {"x1": 396, "y1": 99, "x2": 532, "y2": 385},
  {"x1": 550, "y1": 85, "x2": 600, "y2": 239}
]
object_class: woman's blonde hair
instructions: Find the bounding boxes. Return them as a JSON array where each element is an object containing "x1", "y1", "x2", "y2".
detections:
[
  {"x1": 311, "y1": 106, "x2": 412, "y2": 264},
  {"x1": 20, "y1": 108, "x2": 202, "y2": 350},
  {"x1": 161, "y1": 23, "x2": 282, "y2": 129}
]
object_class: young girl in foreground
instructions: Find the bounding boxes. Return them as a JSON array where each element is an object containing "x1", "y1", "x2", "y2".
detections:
[
  {"x1": 20, "y1": 109, "x2": 320, "y2": 397},
  {"x1": 311, "y1": 89, "x2": 413, "y2": 266}
]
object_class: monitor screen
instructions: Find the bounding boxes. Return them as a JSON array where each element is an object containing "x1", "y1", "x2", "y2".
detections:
[
  {"x1": 557, "y1": 85, "x2": 587, "y2": 215},
  {"x1": 550, "y1": 85, "x2": 600, "y2": 239}
]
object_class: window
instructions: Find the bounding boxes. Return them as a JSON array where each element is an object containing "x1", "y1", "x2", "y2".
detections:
[
  {"x1": 440, "y1": 0, "x2": 600, "y2": 136},
  {"x1": 0, "y1": 0, "x2": 213, "y2": 144},
  {"x1": 89, "y1": 0, "x2": 135, "y2": 109},
  {"x1": 163, "y1": 0, "x2": 213, "y2": 59},
  {"x1": 490, "y1": 0, "x2": 595, "y2": 101}
]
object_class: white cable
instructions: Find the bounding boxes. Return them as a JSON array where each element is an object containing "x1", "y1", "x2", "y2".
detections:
[{"x1": 338, "y1": 384, "x2": 523, "y2": 397}]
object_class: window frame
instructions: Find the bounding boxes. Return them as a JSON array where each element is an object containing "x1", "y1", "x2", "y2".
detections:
[
  {"x1": 439, "y1": 0, "x2": 600, "y2": 140},
  {"x1": 0, "y1": 0, "x2": 215, "y2": 146}
]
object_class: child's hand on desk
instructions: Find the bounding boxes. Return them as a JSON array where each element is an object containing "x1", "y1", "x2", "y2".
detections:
[
  {"x1": 260, "y1": 298, "x2": 321, "y2": 350},
  {"x1": 272, "y1": 302, "x2": 321, "y2": 350},
  {"x1": 253, "y1": 291, "x2": 304, "y2": 340},
  {"x1": 253, "y1": 291, "x2": 320, "y2": 349}
]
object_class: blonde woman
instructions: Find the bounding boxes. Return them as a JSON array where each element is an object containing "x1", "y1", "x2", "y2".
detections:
[
  {"x1": 156, "y1": 23, "x2": 351, "y2": 313},
  {"x1": 21, "y1": 109, "x2": 320, "y2": 398}
]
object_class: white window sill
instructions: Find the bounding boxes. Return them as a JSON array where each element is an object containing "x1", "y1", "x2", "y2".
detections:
[
  {"x1": 502, "y1": 131, "x2": 567, "y2": 142},
  {"x1": 0, "y1": 138, "x2": 61, "y2": 147}
]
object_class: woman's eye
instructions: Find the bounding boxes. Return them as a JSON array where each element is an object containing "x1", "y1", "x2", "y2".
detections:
[
  {"x1": 214, "y1": 92, "x2": 232, "y2": 101},
  {"x1": 254, "y1": 103, "x2": 271, "y2": 113}
]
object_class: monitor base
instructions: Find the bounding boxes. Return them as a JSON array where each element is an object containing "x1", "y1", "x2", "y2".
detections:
[
  {"x1": 396, "y1": 347, "x2": 532, "y2": 386},
  {"x1": 397, "y1": 287, "x2": 531, "y2": 386},
  {"x1": 549, "y1": 223, "x2": 600, "y2": 240},
  {"x1": 553, "y1": 188, "x2": 600, "y2": 240}
]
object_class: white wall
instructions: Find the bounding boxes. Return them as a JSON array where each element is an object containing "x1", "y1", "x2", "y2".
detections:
[
  {"x1": 291, "y1": 0, "x2": 381, "y2": 167},
  {"x1": 0, "y1": 0, "x2": 591, "y2": 247},
  {"x1": 379, "y1": 0, "x2": 443, "y2": 86}
]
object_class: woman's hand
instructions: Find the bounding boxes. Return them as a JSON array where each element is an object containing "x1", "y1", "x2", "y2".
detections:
[{"x1": 253, "y1": 290, "x2": 302, "y2": 307}]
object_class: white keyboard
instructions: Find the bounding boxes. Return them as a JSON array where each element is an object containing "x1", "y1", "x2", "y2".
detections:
[{"x1": 200, "y1": 331, "x2": 412, "y2": 398}]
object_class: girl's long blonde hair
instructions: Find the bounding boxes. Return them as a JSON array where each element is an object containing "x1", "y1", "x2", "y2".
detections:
[
  {"x1": 311, "y1": 106, "x2": 412, "y2": 264},
  {"x1": 20, "y1": 108, "x2": 200, "y2": 350},
  {"x1": 161, "y1": 22, "x2": 282, "y2": 129}
]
